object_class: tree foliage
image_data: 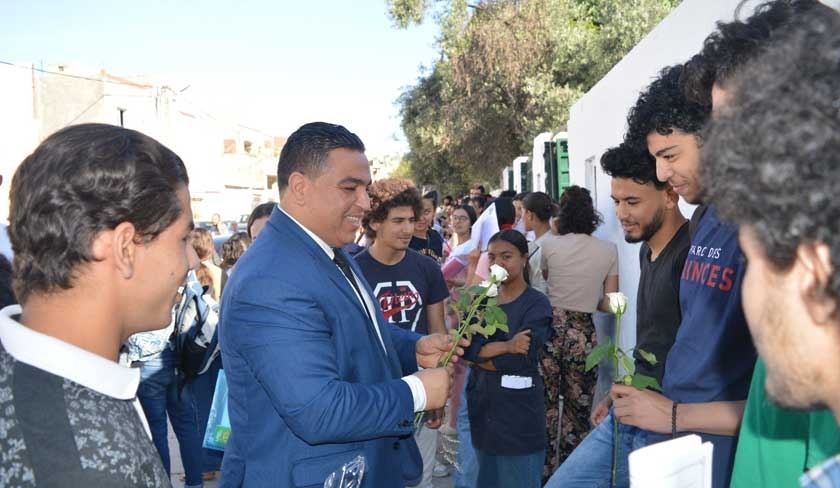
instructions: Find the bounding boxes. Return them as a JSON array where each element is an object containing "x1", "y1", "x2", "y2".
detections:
[{"x1": 389, "y1": 0, "x2": 680, "y2": 196}]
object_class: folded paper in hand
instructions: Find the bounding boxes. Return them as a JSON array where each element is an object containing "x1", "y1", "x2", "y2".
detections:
[{"x1": 628, "y1": 434, "x2": 713, "y2": 488}]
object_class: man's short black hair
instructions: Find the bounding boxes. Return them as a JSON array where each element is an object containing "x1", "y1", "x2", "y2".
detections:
[
  {"x1": 625, "y1": 64, "x2": 711, "y2": 149},
  {"x1": 9, "y1": 123, "x2": 189, "y2": 303},
  {"x1": 600, "y1": 143, "x2": 666, "y2": 190},
  {"x1": 682, "y1": 0, "x2": 829, "y2": 107},
  {"x1": 276, "y1": 122, "x2": 365, "y2": 195},
  {"x1": 705, "y1": 9, "x2": 840, "y2": 300}
]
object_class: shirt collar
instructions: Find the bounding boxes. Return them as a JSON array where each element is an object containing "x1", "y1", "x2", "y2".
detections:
[
  {"x1": 278, "y1": 204, "x2": 335, "y2": 260},
  {"x1": 0, "y1": 305, "x2": 139, "y2": 400}
]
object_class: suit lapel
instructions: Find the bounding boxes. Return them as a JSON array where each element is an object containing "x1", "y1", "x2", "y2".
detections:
[
  {"x1": 268, "y1": 210, "x2": 393, "y2": 366},
  {"x1": 347, "y1": 255, "x2": 403, "y2": 374}
]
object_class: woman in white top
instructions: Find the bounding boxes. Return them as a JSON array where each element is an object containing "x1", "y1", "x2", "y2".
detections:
[
  {"x1": 539, "y1": 185, "x2": 618, "y2": 477},
  {"x1": 521, "y1": 192, "x2": 556, "y2": 296}
]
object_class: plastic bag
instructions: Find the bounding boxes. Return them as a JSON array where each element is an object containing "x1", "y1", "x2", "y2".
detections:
[
  {"x1": 202, "y1": 369, "x2": 230, "y2": 451},
  {"x1": 323, "y1": 455, "x2": 366, "y2": 488}
]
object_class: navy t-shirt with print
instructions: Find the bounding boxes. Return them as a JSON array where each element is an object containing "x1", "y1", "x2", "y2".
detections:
[
  {"x1": 354, "y1": 249, "x2": 449, "y2": 335},
  {"x1": 660, "y1": 205, "x2": 756, "y2": 488}
]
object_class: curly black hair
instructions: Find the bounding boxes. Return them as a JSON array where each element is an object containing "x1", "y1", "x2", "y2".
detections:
[
  {"x1": 363, "y1": 178, "x2": 422, "y2": 239},
  {"x1": 555, "y1": 185, "x2": 603, "y2": 235},
  {"x1": 600, "y1": 143, "x2": 665, "y2": 190},
  {"x1": 681, "y1": 0, "x2": 829, "y2": 107},
  {"x1": 704, "y1": 9, "x2": 840, "y2": 300},
  {"x1": 625, "y1": 64, "x2": 711, "y2": 149}
]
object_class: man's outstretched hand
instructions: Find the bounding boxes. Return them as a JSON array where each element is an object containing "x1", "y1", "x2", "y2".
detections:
[{"x1": 416, "y1": 333, "x2": 470, "y2": 369}]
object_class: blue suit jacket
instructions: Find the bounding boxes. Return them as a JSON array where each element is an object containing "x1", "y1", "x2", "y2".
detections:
[{"x1": 219, "y1": 208, "x2": 423, "y2": 487}]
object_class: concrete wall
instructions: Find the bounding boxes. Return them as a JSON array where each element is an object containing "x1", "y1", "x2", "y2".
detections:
[{"x1": 567, "y1": 0, "x2": 757, "y2": 355}]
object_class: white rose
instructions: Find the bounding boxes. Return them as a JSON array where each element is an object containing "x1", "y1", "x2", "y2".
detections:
[
  {"x1": 479, "y1": 280, "x2": 499, "y2": 298},
  {"x1": 607, "y1": 292, "x2": 628, "y2": 316},
  {"x1": 489, "y1": 264, "x2": 509, "y2": 283}
]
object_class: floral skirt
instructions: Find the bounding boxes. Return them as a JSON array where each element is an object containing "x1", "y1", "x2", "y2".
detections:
[{"x1": 541, "y1": 308, "x2": 597, "y2": 480}]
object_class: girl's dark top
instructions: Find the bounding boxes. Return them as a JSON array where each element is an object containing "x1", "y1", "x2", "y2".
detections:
[{"x1": 464, "y1": 286, "x2": 553, "y2": 455}]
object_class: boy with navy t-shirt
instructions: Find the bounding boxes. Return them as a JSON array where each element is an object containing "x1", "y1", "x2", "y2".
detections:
[
  {"x1": 355, "y1": 249, "x2": 449, "y2": 335},
  {"x1": 608, "y1": 63, "x2": 755, "y2": 488},
  {"x1": 547, "y1": 63, "x2": 755, "y2": 488},
  {"x1": 355, "y1": 177, "x2": 450, "y2": 488}
]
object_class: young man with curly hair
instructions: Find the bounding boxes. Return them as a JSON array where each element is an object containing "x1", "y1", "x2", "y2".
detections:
[
  {"x1": 354, "y1": 177, "x2": 450, "y2": 488},
  {"x1": 703, "y1": 7, "x2": 840, "y2": 487},
  {"x1": 548, "y1": 62, "x2": 756, "y2": 488}
]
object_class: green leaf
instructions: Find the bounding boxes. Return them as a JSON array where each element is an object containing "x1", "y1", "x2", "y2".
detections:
[
  {"x1": 631, "y1": 374, "x2": 662, "y2": 391},
  {"x1": 485, "y1": 298, "x2": 497, "y2": 308},
  {"x1": 481, "y1": 323, "x2": 497, "y2": 337},
  {"x1": 468, "y1": 323, "x2": 483, "y2": 335},
  {"x1": 585, "y1": 343, "x2": 612, "y2": 372},
  {"x1": 620, "y1": 354, "x2": 635, "y2": 377},
  {"x1": 484, "y1": 306, "x2": 504, "y2": 326},
  {"x1": 468, "y1": 286, "x2": 485, "y2": 296},
  {"x1": 458, "y1": 293, "x2": 471, "y2": 310},
  {"x1": 494, "y1": 321, "x2": 509, "y2": 333},
  {"x1": 637, "y1": 348, "x2": 658, "y2": 366}
]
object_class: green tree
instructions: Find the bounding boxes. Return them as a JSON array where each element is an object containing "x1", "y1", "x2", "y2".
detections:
[{"x1": 390, "y1": 0, "x2": 680, "y2": 192}]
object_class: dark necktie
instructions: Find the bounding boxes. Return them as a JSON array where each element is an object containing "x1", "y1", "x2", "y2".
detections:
[{"x1": 332, "y1": 248, "x2": 372, "y2": 322}]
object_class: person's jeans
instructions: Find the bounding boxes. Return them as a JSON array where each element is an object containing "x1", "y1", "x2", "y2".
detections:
[
  {"x1": 137, "y1": 349, "x2": 204, "y2": 488},
  {"x1": 411, "y1": 424, "x2": 437, "y2": 488},
  {"x1": 454, "y1": 368, "x2": 478, "y2": 488},
  {"x1": 190, "y1": 355, "x2": 224, "y2": 472},
  {"x1": 475, "y1": 449, "x2": 544, "y2": 488},
  {"x1": 543, "y1": 409, "x2": 665, "y2": 488}
]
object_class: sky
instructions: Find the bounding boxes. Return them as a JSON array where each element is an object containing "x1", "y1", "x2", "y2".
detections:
[{"x1": 0, "y1": 0, "x2": 441, "y2": 156}]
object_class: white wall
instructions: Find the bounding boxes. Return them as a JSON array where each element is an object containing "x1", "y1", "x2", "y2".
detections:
[
  {"x1": 531, "y1": 131, "x2": 553, "y2": 193},
  {"x1": 567, "y1": 0, "x2": 758, "y2": 353},
  {"x1": 511, "y1": 156, "x2": 529, "y2": 193}
]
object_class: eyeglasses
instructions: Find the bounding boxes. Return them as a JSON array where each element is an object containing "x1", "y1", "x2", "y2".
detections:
[{"x1": 450, "y1": 215, "x2": 470, "y2": 222}]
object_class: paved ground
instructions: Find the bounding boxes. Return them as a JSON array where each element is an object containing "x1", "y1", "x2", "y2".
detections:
[{"x1": 167, "y1": 422, "x2": 456, "y2": 487}]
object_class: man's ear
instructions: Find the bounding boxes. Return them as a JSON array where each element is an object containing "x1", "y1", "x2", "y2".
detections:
[
  {"x1": 109, "y1": 222, "x2": 138, "y2": 279},
  {"x1": 663, "y1": 187, "x2": 680, "y2": 209},
  {"x1": 798, "y1": 241, "x2": 838, "y2": 325},
  {"x1": 287, "y1": 172, "x2": 309, "y2": 207}
]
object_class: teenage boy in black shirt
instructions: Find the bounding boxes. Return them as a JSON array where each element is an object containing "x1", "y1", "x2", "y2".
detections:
[{"x1": 546, "y1": 141, "x2": 689, "y2": 487}]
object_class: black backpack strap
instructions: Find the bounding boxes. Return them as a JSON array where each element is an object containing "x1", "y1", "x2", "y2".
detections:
[{"x1": 689, "y1": 204, "x2": 708, "y2": 240}]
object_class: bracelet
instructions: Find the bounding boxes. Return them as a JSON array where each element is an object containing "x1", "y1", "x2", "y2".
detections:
[{"x1": 671, "y1": 400, "x2": 679, "y2": 438}]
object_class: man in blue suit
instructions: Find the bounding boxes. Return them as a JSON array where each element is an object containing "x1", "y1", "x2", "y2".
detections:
[{"x1": 219, "y1": 122, "x2": 458, "y2": 487}]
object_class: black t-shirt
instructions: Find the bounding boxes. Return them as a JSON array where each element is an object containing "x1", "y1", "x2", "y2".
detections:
[
  {"x1": 409, "y1": 229, "x2": 444, "y2": 263},
  {"x1": 634, "y1": 222, "x2": 690, "y2": 385}
]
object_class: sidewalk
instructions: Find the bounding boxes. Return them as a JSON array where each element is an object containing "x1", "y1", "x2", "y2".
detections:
[{"x1": 166, "y1": 423, "x2": 455, "y2": 488}]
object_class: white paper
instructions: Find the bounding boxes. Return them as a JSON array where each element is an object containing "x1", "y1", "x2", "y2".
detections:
[
  {"x1": 501, "y1": 375, "x2": 533, "y2": 389},
  {"x1": 629, "y1": 434, "x2": 713, "y2": 488}
]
